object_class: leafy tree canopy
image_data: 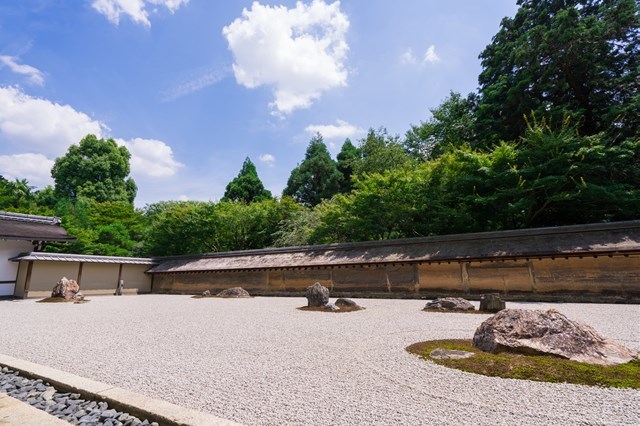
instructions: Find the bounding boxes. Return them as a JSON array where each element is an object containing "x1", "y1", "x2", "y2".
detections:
[
  {"x1": 52, "y1": 134, "x2": 137, "y2": 204},
  {"x1": 476, "y1": 0, "x2": 639, "y2": 144},
  {"x1": 141, "y1": 198, "x2": 302, "y2": 256},
  {"x1": 353, "y1": 128, "x2": 413, "y2": 176},
  {"x1": 405, "y1": 91, "x2": 478, "y2": 160},
  {"x1": 222, "y1": 157, "x2": 272, "y2": 203},
  {"x1": 283, "y1": 134, "x2": 342, "y2": 207}
]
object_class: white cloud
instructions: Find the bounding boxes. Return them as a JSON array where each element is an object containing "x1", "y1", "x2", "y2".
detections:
[
  {"x1": 117, "y1": 137, "x2": 183, "y2": 177},
  {"x1": 0, "y1": 56, "x2": 45, "y2": 86},
  {"x1": 147, "y1": 0, "x2": 188, "y2": 13},
  {"x1": 0, "y1": 153, "x2": 54, "y2": 187},
  {"x1": 162, "y1": 66, "x2": 229, "y2": 102},
  {"x1": 91, "y1": 0, "x2": 189, "y2": 27},
  {"x1": 423, "y1": 45, "x2": 440, "y2": 64},
  {"x1": 400, "y1": 48, "x2": 417, "y2": 65},
  {"x1": 401, "y1": 45, "x2": 441, "y2": 66},
  {"x1": 305, "y1": 119, "x2": 363, "y2": 139},
  {"x1": 0, "y1": 86, "x2": 105, "y2": 157},
  {"x1": 223, "y1": 0, "x2": 350, "y2": 115},
  {"x1": 259, "y1": 153, "x2": 275, "y2": 167}
]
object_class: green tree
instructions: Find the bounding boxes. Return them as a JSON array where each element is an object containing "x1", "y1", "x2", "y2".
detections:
[
  {"x1": 0, "y1": 178, "x2": 36, "y2": 211},
  {"x1": 353, "y1": 128, "x2": 413, "y2": 176},
  {"x1": 513, "y1": 117, "x2": 640, "y2": 227},
  {"x1": 283, "y1": 134, "x2": 342, "y2": 207},
  {"x1": 141, "y1": 198, "x2": 302, "y2": 256},
  {"x1": 222, "y1": 157, "x2": 272, "y2": 203},
  {"x1": 476, "y1": 0, "x2": 639, "y2": 144},
  {"x1": 51, "y1": 134, "x2": 137, "y2": 203},
  {"x1": 405, "y1": 91, "x2": 478, "y2": 160},
  {"x1": 48, "y1": 198, "x2": 145, "y2": 256},
  {"x1": 336, "y1": 139, "x2": 359, "y2": 193}
]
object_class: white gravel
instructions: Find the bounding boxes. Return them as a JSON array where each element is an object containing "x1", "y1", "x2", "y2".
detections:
[{"x1": 1, "y1": 296, "x2": 638, "y2": 425}]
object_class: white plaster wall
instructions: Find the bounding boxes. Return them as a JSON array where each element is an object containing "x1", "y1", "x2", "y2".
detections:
[{"x1": 0, "y1": 239, "x2": 33, "y2": 296}]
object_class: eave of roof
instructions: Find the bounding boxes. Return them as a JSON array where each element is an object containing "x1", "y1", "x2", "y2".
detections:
[
  {"x1": 10, "y1": 252, "x2": 155, "y2": 265},
  {"x1": 147, "y1": 220, "x2": 640, "y2": 274},
  {"x1": 0, "y1": 211, "x2": 75, "y2": 242}
]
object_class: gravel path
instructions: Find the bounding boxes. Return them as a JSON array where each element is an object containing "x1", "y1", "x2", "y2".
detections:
[{"x1": 1, "y1": 296, "x2": 638, "y2": 425}]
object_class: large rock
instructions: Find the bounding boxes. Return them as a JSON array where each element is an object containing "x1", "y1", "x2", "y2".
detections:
[
  {"x1": 305, "y1": 282, "x2": 329, "y2": 307},
  {"x1": 216, "y1": 287, "x2": 250, "y2": 298},
  {"x1": 473, "y1": 309, "x2": 638, "y2": 365},
  {"x1": 51, "y1": 277, "x2": 83, "y2": 300},
  {"x1": 479, "y1": 293, "x2": 505, "y2": 312},
  {"x1": 425, "y1": 297, "x2": 475, "y2": 311}
]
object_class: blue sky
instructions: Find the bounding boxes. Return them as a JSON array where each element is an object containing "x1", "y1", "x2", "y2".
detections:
[{"x1": 0, "y1": 0, "x2": 518, "y2": 207}]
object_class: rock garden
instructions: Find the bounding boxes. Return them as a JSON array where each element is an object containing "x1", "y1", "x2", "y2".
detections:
[
  {"x1": 408, "y1": 308, "x2": 640, "y2": 388},
  {"x1": 297, "y1": 282, "x2": 365, "y2": 313},
  {"x1": 37, "y1": 277, "x2": 88, "y2": 304},
  {"x1": 1, "y1": 295, "x2": 638, "y2": 425},
  {"x1": 192, "y1": 286, "x2": 252, "y2": 298},
  {"x1": 423, "y1": 294, "x2": 505, "y2": 313}
]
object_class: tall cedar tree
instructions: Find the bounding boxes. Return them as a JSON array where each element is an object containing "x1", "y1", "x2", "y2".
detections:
[
  {"x1": 336, "y1": 139, "x2": 359, "y2": 193},
  {"x1": 283, "y1": 134, "x2": 342, "y2": 207},
  {"x1": 51, "y1": 134, "x2": 137, "y2": 204},
  {"x1": 476, "y1": 0, "x2": 639, "y2": 144},
  {"x1": 222, "y1": 157, "x2": 272, "y2": 203}
]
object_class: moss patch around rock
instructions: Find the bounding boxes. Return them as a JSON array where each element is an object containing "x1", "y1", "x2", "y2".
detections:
[{"x1": 406, "y1": 339, "x2": 640, "y2": 389}]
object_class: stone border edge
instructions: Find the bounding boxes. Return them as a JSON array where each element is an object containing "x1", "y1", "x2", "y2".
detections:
[{"x1": 0, "y1": 354, "x2": 240, "y2": 426}]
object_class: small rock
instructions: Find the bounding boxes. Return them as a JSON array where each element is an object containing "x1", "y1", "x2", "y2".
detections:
[
  {"x1": 335, "y1": 298, "x2": 358, "y2": 307},
  {"x1": 79, "y1": 414, "x2": 98, "y2": 423},
  {"x1": 479, "y1": 293, "x2": 506, "y2": 312},
  {"x1": 425, "y1": 297, "x2": 475, "y2": 311},
  {"x1": 305, "y1": 282, "x2": 329, "y2": 307},
  {"x1": 216, "y1": 287, "x2": 250, "y2": 298},
  {"x1": 325, "y1": 303, "x2": 339, "y2": 312},
  {"x1": 42, "y1": 387, "x2": 56, "y2": 401},
  {"x1": 202, "y1": 290, "x2": 211, "y2": 296},
  {"x1": 101, "y1": 409, "x2": 118, "y2": 418},
  {"x1": 429, "y1": 348, "x2": 476, "y2": 360}
]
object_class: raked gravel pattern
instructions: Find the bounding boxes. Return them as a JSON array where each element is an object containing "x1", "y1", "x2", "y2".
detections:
[{"x1": 0, "y1": 295, "x2": 638, "y2": 425}]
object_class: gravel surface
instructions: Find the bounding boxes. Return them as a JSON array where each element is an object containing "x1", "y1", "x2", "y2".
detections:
[{"x1": 0, "y1": 296, "x2": 638, "y2": 425}]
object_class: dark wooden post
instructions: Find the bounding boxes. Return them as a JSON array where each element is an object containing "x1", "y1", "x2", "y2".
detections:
[
  {"x1": 77, "y1": 262, "x2": 84, "y2": 287},
  {"x1": 23, "y1": 261, "x2": 34, "y2": 298}
]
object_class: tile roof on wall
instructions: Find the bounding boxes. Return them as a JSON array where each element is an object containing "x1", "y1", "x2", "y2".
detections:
[
  {"x1": 0, "y1": 211, "x2": 75, "y2": 242},
  {"x1": 147, "y1": 220, "x2": 640, "y2": 274}
]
